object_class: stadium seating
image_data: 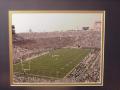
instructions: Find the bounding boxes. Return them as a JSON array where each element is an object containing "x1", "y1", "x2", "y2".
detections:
[{"x1": 13, "y1": 30, "x2": 101, "y2": 83}]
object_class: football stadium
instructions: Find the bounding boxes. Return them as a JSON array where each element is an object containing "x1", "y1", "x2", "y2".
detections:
[{"x1": 12, "y1": 24, "x2": 102, "y2": 83}]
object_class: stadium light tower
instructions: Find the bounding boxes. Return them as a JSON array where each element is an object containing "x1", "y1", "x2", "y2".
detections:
[
  {"x1": 12, "y1": 25, "x2": 16, "y2": 35},
  {"x1": 29, "y1": 28, "x2": 32, "y2": 33},
  {"x1": 28, "y1": 28, "x2": 33, "y2": 39},
  {"x1": 94, "y1": 21, "x2": 101, "y2": 31}
]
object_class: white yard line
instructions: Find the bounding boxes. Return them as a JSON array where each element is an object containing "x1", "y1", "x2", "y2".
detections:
[
  {"x1": 26, "y1": 51, "x2": 49, "y2": 61},
  {"x1": 14, "y1": 51, "x2": 50, "y2": 65},
  {"x1": 14, "y1": 72, "x2": 60, "y2": 79}
]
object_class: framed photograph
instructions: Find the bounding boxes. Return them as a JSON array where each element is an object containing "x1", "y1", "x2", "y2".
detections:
[{"x1": 9, "y1": 10, "x2": 105, "y2": 86}]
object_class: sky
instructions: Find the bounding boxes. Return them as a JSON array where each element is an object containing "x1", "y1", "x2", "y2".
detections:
[{"x1": 12, "y1": 13, "x2": 102, "y2": 33}]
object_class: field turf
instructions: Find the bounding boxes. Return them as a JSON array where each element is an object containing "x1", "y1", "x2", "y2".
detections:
[{"x1": 14, "y1": 48, "x2": 91, "y2": 79}]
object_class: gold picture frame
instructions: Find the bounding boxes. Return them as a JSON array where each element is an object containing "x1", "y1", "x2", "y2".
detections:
[{"x1": 9, "y1": 10, "x2": 105, "y2": 86}]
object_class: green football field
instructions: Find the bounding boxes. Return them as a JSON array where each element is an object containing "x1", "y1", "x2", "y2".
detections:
[{"x1": 14, "y1": 48, "x2": 91, "y2": 79}]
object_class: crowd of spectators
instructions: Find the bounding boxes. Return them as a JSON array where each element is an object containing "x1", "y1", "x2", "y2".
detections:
[
  {"x1": 65, "y1": 49, "x2": 100, "y2": 82},
  {"x1": 13, "y1": 30, "x2": 101, "y2": 63}
]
